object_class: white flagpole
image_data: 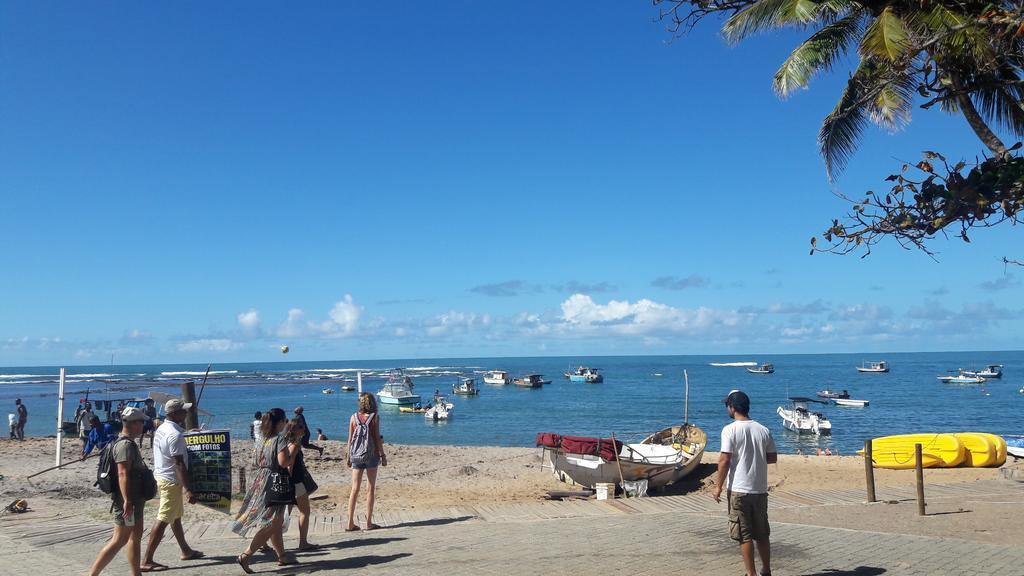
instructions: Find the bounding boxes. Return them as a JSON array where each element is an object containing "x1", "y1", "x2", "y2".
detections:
[
  {"x1": 683, "y1": 369, "x2": 689, "y2": 426},
  {"x1": 56, "y1": 368, "x2": 66, "y2": 466},
  {"x1": 357, "y1": 371, "x2": 363, "y2": 395}
]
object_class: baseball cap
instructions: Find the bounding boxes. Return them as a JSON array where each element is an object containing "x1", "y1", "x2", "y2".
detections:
[
  {"x1": 121, "y1": 407, "x2": 146, "y2": 422},
  {"x1": 164, "y1": 399, "x2": 193, "y2": 413}
]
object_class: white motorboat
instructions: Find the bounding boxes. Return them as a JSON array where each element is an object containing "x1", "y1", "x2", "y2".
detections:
[
  {"x1": 452, "y1": 377, "x2": 479, "y2": 395},
  {"x1": 937, "y1": 370, "x2": 986, "y2": 384},
  {"x1": 537, "y1": 424, "x2": 707, "y2": 490},
  {"x1": 778, "y1": 397, "x2": 831, "y2": 435},
  {"x1": 833, "y1": 398, "x2": 870, "y2": 407},
  {"x1": 963, "y1": 364, "x2": 1003, "y2": 379},
  {"x1": 747, "y1": 363, "x2": 774, "y2": 374},
  {"x1": 376, "y1": 369, "x2": 422, "y2": 405},
  {"x1": 483, "y1": 370, "x2": 512, "y2": 385},
  {"x1": 341, "y1": 385, "x2": 355, "y2": 392},
  {"x1": 321, "y1": 388, "x2": 334, "y2": 394},
  {"x1": 857, "y1": 360, "x2": 889, "y2": 373},
  {"x1": 424, "y1": 395, "x2": 454, "y2": 421}
]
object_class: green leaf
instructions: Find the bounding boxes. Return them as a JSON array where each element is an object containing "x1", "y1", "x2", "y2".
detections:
[
  {"x1": 774, "y1": 13, "x2": 866, "y2": 97},
  {"x1": 859, "y1": 7, "x2": 909, "y2": 62}
]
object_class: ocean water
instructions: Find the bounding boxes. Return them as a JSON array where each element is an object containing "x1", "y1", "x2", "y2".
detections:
[{"x1": 2, "y1": 352, "x2": 1021, "y2": 455}]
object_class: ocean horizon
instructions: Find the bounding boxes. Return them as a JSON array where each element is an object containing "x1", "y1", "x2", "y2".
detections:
[{"x1": 3, "y1": 351, "x2": 1021, "y2": 455}]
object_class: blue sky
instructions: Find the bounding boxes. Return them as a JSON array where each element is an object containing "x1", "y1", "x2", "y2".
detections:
[{"x1": 1, "y1": 2, "x2": 1020, "y2": 366}]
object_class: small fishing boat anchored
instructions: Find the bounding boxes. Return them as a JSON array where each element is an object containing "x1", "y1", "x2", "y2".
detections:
[
  {"x1": 321, "y1": 388, "x2": 334, "y2": 394},
  {"x1": 514, "y1": 374, "x2": 548, "y2": 388},
  {"x1": 816, "y1": 389, "x2": 849, "y2": 399},
  {"x1": 937, "y1": 370, "x2": 986, "y2": 385},
  {"x1": 746, "y1": 363, "x2": 774, "y2": 374},
  {"x1": 963, "y1": 364, "x2": 1003, "y2": 379},
  {"x1": 341, "y1": 385, "x2": 355, "y2": 392},
  {"x1": 778, "y1": 397, "x2": 831, "y2": 435},
  {"x1": 452, "y1": 377, "x2": 480, "y2": 396},
  {"x1": 425, "y1": 395, "x2": 454, "y2": 421},
  {"x1": 565, "y1": 366, "x2": 603, "y2": 383},
  {"x1": 483, "y1": 370, "x2": 512, "y2": 385},
  {"x1": 833, "y1": 398, "x2": 870, "y2": 407},
  {"x1": 857, "y1": 360, "x2": 889, "y2": 373}
]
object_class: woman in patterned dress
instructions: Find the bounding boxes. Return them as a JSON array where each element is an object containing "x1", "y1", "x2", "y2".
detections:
[{"x1": 232, "y1": 407, "x2": 299, "y2": 572}]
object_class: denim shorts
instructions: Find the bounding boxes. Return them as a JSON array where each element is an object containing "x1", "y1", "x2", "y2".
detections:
[{"x1": 352, "y1": 457, "x2": 380, "y2": 470}]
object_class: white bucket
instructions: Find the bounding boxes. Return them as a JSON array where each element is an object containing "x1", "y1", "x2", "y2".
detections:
[{"x1": 595, "y1": 482, "x2": 615, "y2": 500}]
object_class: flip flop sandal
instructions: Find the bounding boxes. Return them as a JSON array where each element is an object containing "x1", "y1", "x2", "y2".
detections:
[
  {"x1": 344, "y1": 525, "x2": 360, "y2": 532},
  {"x1": 181, "y1": 550, "x2": 204, "y2": 560},
  {"x1": 139, "y1": 564, "x2": 168, "y2": 573},
  {"x1": 366, "y1": 523, "x2": 382, "y2": 530},
  {"x1": 237, "y1": 553, "x2": 254, "y2": 575},
  {"x1": 277, "y1": 552, "x2": 299, "y2": 566}
]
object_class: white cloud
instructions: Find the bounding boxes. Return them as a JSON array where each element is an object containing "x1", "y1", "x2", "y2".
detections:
[
  {"x1": 237, "y1": 309, "x2": 261, "y2": 333},
  {"x1": 177, "y1": 338, "x2": 242, "y2": 353},
  {"x1": 559, "y1": 294, "x2": 748, "y2": 337},
  {"x1": 426, "y1": 311, "x2": 491, "y2": 336},
  {"x1": 275, "y1": 296, "x2": 363, "y2": 339}
]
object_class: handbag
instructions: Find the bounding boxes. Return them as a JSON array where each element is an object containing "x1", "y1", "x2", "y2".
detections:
[{"x1": 264, "y1": 436, "x2": 296, "y2": 506}]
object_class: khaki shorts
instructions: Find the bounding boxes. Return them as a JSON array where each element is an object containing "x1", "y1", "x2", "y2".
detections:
[
  {"x1": 112, "y1": 496, "x2": 145, "y2": 527},
  {"x1": 156, "y1": 479, "x2": 184, "y2": 523},
  {"x1": 728, "y1": 491, "x2": 769, "y2": 543}
]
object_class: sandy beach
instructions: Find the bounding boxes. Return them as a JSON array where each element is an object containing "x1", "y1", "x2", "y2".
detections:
[{"x1": 0, "y1": 436, "x2": 1009, "y2": 523}]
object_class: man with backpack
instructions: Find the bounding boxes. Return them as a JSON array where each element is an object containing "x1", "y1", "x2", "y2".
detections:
[
  {"x1": 89, "y1": 407, "x2": 155, "y2": 576},
  {"x1": 141, "y1": 399, "x2": 203, "y2": 571}
]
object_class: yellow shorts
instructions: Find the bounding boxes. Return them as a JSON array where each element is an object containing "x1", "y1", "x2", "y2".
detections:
[{"x1": 156, "y1": 479, "x2": 184, "y2": 523}]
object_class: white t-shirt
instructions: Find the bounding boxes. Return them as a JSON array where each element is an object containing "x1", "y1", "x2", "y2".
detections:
[
  {"x1": 720, "y1": 419, "x2": 776, "y2": 494},
  {"x1": 153, "y1": 420, "x2": 188, "y2": 482},
  {"x1": 7, "y1": 414, "x2": 14, "y2": 426}
]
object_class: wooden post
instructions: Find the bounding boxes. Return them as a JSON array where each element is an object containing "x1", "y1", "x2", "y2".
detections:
[
  {"x1": 864, "y1": 439, "x2": 876, "y2": 502},
  {"x1": 238, "y1": 466, "x2": 246, "y2": 495},
  {"x1": 915, "y1": 443, "x2": 926, "y2": 516},
  {"x1": 181, "y1": 381, "x2": 199, "y2": 430}
]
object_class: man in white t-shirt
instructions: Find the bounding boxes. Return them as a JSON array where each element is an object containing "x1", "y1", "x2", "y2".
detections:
[
  {"x1": 712, "y1": 390, "x2": 777, "y2": 576},
  {"x1": 141, "y1": 399, "x2": 203, "y2": 571}
]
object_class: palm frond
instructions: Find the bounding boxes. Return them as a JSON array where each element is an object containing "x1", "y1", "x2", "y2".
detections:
[
  {"x1": 819, "y1": 61, "x2": 877, "y2": 178},
  {"x1": 774, "y1": 12, "x2": 866, "y2": 97},
  {"x1": 866, "y1": 70, "x2": 916, "y2": 130},
  {"x1": 723, "y1": 0, "x2": 822, "y2": 43},
  {"x1": 860, "y1": 7, "x2": 909, "y2": 62},
  {"x1": 972, "y1": 72, "x2": 1024, "y2": 137}
]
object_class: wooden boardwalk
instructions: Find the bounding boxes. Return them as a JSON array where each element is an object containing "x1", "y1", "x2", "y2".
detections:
[{"x1": 4, "y1": 479, "x2": 1021, "y2": 549}]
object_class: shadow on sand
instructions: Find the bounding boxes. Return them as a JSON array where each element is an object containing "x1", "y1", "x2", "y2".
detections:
[
  {"x1": 386, "y1": 515, "x2": 475, "y2": 529},
  {"x1": 285, "y1": 552, "x2": 413, "y2": 572},
  {"x1": 653, "y1": 463, "x2": 717, "y2": 496},
  {"x1": 802, "y1": 567, "x2": 887, "y2": 576}
]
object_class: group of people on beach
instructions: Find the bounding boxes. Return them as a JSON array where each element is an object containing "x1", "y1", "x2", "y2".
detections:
[{"x1": 87, "y1": 392, "x2": 387, "y2": 575}]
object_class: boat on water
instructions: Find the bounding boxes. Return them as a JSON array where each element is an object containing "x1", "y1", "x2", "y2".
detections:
[
  {"x1": 483, "y1": 370, "x2": 512, "y2": 385},
  {"x1": 398, "y1": 405, "x2": 426, "y2": 413},
  {"x1": 565, "y1": 366, "x2": 603, "y2": 383},
  {"x1": 537, "y1": 423, "x2": 707, "y2": 491},
  {"x1": 452, "y1": 377, "x2": 480, "y2": 395},
  {"x1": 937, "y1": 370, "x2": 986, "y2": 384},
  {"x1": 857, "y1": 360, "x2": 889, "y2": 373},
  {"x1": 322, "y1": 388, "x2": 334, "y2": 394},
  {"x1": 709, "y1": 361, "x2": 758, "y2": 367},
  {"x1": 816, "y1": 389, "x2": 849, "y2": 399},
  {"x1": 833, "y1": 398, "x2": 870, "y2": 407},
  {"x1": 514, "y1": 374, "x2": 548, "y2": 388},
  {"x1": 376, "y1": 369, "x2": 422, "y2": 405},
  {"x1": 963, "y1": 364, "x2": 1003, "y2": 379},
  {"x1": 341, "y1": 385, "x2": 355, "y2": 392},
  {"x1": 425, "y1": 395, "x2": 454, "y2": 421},
  {"x1": 778, "y1": 397, "x2": 831, "y2": 435},
  {"x1": 746, "y1": 363, "x2": 774, "y2": 374}
]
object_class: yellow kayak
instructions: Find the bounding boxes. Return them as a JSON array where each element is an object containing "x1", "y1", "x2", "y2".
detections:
[
  {"x1": 858, "y1": 434, "x2": 965, "y2": 469},
  {"x1": 953, "y1": 433, "x2": 998, "y2": 467},
  {"x1": 399, "y1": 406, "x2": 426, "y2": 413},
  {"x1": 969, "y1": 433, "x2": 1007, "y2": 466}
]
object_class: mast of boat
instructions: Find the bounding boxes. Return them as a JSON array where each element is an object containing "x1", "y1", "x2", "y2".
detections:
[{"x1": 683, "y1": 369, "x2": 689, "y2": 426}]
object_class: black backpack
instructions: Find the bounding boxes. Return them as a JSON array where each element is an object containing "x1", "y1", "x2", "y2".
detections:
[{"x1": 95, "y1": 437, "x2": 132, "y2": 495}]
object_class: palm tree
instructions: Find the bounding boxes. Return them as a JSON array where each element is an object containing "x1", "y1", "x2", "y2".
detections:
[{"x1": 718, "y1": 0, "x2": 1024, "y2": 176}]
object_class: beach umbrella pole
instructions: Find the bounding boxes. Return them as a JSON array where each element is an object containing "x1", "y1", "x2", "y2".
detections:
[{"x1": 683, "y1": 369, "x2": 689, "y2": 426}]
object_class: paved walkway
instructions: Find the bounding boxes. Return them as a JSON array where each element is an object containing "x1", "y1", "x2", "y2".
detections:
[{"x1": 3, "y1": 480, "x2": 1023, "y2": 575}]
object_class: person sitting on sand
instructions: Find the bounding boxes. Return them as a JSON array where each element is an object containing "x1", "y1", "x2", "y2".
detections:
[
  {"x1": 89, "y1": 407, "x2": 151, "y2": 576},
  {"x1": 346, "y1": 392, "x2": 387, "y2": 532},
  {"x1": 316, "y1": 428, "x2": 327, "y2": 442}
]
